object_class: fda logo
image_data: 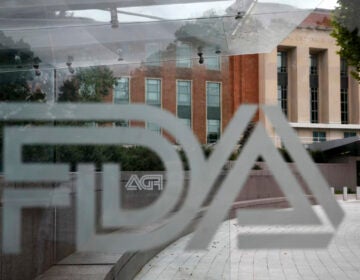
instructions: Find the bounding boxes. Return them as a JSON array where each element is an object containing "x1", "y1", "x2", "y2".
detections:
[
  {"x1": 125, "y1": 175, "x2": 163, "y2": 191},
  {"x1": 0, "y1": 103, "x2": 344, "y2": 254}
]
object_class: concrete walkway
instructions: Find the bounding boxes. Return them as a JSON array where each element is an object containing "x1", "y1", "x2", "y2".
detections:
[{"x1": 135, "y1": 201, "x2": 360, "y2": 280}]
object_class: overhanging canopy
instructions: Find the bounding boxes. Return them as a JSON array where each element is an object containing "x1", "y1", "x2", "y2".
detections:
[
  {"x1": 308, "y1": 136, "x2": 360, "y2": 157},
  {"x1": 0, "y1": 0, "x2": 324, "y2": 68}
]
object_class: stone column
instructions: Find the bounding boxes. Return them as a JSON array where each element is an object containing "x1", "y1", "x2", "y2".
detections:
[
  {"x1": 324, "y1": 47, "x2": 341, "y2": 124},
  {"x1": 292, "y1": 46, "x2": 310, "y2": 123}
]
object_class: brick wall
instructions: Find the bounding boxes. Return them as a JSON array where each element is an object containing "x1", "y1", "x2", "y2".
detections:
[{"x1": 109, "y1": 56, "x2": 233, "y2": 144}]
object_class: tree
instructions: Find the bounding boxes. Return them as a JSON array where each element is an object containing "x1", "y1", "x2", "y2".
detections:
[
  {"x1": 58, "y1": 66, "x2": 117, "y2": 102},
  {"x1": 331, "y1": 0, "x2": 360, "y2": 81},
  {"x1": 0, "y1": 31, "x2": 46, "y2": 101}
]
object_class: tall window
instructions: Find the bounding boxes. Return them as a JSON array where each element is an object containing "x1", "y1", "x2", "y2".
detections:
[
  {"x1": 310, "y1": 54, "x2": 319, "y2": 123},
  {"x1": 310, "y1": 54, "x2": 318, "y2": 75},
  {"x1": 341, "y1": 58, "x2": 349, "y2": 124},
  {"x1": 146, "y1": 78, "x2": 161, "y2": 134},
  {"x1": 206, "y1": 82, "x2": 221, "y2": 143},
  {"x1": 146, "y1": 78, "x2": 161, "y2": 107},
  {"x1": 277, "y1": 51, "x2": 288, "y2": 116},
  {"x1": 277, "y1": 51, "x2": 287, "y2": 73},
  {"x1": 114, "y1": 77, "x2": 129, "y2": 104},
  {"x1": 176, "y1": 44, "x2": 192, "y2": 68},
  {"x1": 177, "y1": 80, "x2": 191, "y2": 127},
  {"x1": 311, "y1": 88, "x2": 319, "y2": 124},
  {"x1": 204, "y1": 48, "x2": 220, "y2": 70},
  {"x1": 313, "y1": 131, "x2": 326, "y2": 142},
  {"x1": 114, "y1": 77, "x2": 130, "y2": 127},
  {"x1": 145, "y1": 43, "x2": 161, "y2": 66}
]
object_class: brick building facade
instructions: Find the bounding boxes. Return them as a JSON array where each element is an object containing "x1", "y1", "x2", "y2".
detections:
[
  {"x1": 105, "y1": 51, "x2": 261, "y2": 144},
  {"x1": 105, "y1": 9, "x2": 360, "y2": 145}
]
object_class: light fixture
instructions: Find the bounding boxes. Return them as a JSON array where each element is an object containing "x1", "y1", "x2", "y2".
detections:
[
  {"x1": 198, "y1": 47, "x2": 204, "y2": 64},
  {"x1": 110, "y1": 7, "x2": 119, "y2": 28},
  {"x1": 33, "y1": 57, "x2": 41, "y2": 76},
  {"x1": 215, "y1": 47, "x2": 221, "y2": 55},
  {"x1": 66, "y1": 55, "x2": 75, "y2": 74}
]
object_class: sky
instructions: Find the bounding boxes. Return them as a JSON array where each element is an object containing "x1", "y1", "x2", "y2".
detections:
[
  {"x1": 318, "y1": 0, "x2": 338, "y2": 9},
  {"x1": 72, "y1": 0, "x2": 338, "y2": 23}
]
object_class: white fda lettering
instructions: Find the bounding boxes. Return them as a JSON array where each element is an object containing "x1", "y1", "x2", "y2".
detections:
[{"x1": 0, "y1": 103, "x2": 344, "y2": 253}]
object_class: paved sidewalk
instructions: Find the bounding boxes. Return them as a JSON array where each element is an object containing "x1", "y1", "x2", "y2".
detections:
[{"x1": 135, "y1": 201, "x2": 360, "y2": 280}]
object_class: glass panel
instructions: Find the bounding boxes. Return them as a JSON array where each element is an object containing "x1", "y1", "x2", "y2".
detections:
[
  {"x1": 204, "y1": 53, "x2": 221, "y2": 70},
  {"x1": 146, "y1": 78, "x2": 161, "y2": 105},
  {"x1": 176, "y1": 44, "x2": 192, "y2": 68},
  {"x1": 277, "y1": 51, "x2": 287, "y2": 73},
  {"x1": 147, "y1": 122, "x2": 161, "y2": 134},
  {"x1": 207, "y1": 119, "x2": 220, "y2": 143},
  {"x1": 0, "y1": 0, "x2": 321, "y2": 66},
  {"x1": 179, "y1": 118, "x2": 191, "y2": 128},
  {"x1": 145, "y1": 43, "x2": 161, "y2": 66},
  {"x1": 206, "y1": 82, "x2": 220, "y2": 107},
  {"x1": 114, "y1": 77, "x2": 129, "y2": 104},
  {"x1": 3, "y1": 2, "x2": 358, "y2": 280},
  {"x1": 277, "y1": 85, "x2": 288, "y2": 116},
  {"x1": 310, "y1": 53, "x2": 318, "y2": 75},
  {"x1": 344, "y1": 131, "x2": 356, "y2": 138},
  {"x1": 313, "y1": 131, "x2": 326, "y2": 142},
  {"x1": 177, "y1": 80, "x2": 191, "y2": 105},
  {"x1": 341, "y1": 88, "x2": 349, "y2": 124}
]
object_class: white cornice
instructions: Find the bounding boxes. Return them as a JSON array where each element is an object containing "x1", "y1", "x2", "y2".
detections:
[{"x1": 290, "y1": 123, "x2": 360, "y2": 130}]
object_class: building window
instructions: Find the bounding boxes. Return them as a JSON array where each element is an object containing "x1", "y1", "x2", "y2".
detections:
[
  {"x1": 147, "y1": 122, "x2": 161, "y2": 134},
  {"x1": 310, "y1": 54, "x2": 319, "y2": 123},
  {"x1": 114, "y1": 77, "x2": 130, "y2": 127},
  {"x1": 115, "y1": 120, "x2": 129, "y2": 127},
  {"x1": 310, "y1": 54, "x2": 318, "y2": 75},
  {"x1": 206, "y1": 82, "x2": 221, "y2": 143},
  {"x1": 207, "y1": 119, "x2": 220, "y2": 143},
  {"x1": 344, "y1": 131, "x2": 356, "y2": 138},
  {"x1": 277, "y1": 51, "x2": 288, "y2": 116},
  {"x1": 277, "y1": 51, "x2": 287, "y2": 73},
  {"x1": 176, "y1": 44, "x2": 192, "y2": 68},
  {"x1": 146, "y1": 78, "x2": 161, "y2": 106},
  {"x1": 114, "y1": 77, "x2": 129, "y2": 104},
  {"x1": 177, "y1": 80, "x2": 191, "y2": 127},
  {"x1": 277, "y1": 86, "x2": 288, "y2": 116},
  {"x1": 313, "y1": 131, "x2": 326, "y2": 142},
  {"x1": 145, "y1": 43, "x2": 161, "y2": 66},
  {"x1": 340, "y1": 58, "x2": 349, "y2": 124},
  {"x1": 310, "y1": 88, "x2": 319, "y2": 123},
  {"x1": 341, "y1": 58, "x2": 348, "y2": 77},
  {"x1": 146, "y1": 78, "x2": 161, "y2": 134},
  {"x1": 341, "y1": 88, "x2": 349, "y2": 124},
  {"x1": 207, "y1": 82, "x2": 221, "y2": 107},
  {"x1": 205, "y1": 56, "x2": 220, "y2": 70},
  {"x1": 204, "y1": 48, "x2": 220, "y2": 70}
]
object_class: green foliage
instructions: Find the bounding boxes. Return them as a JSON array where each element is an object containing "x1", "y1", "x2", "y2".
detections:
[
  {"x1": 58, "y1": 66, "x2": 117, "y2": 102},
  {"x1": 331, "y1": 0, "x2": 360, "y2": 81},
  {"x1": 23, "y1": 145, "x2": 165, "y2": 172},
  {"x1": 0, "y1": 31, "x2": 46, "y2": 102}
]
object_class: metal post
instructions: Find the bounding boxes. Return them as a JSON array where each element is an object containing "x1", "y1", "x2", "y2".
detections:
[
  {"x1": 343, "y1": 186, "x2": 348, "y2": 201},
  {"x1": 330, "y1": 187, "x2": 335, "y2": 195}
]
